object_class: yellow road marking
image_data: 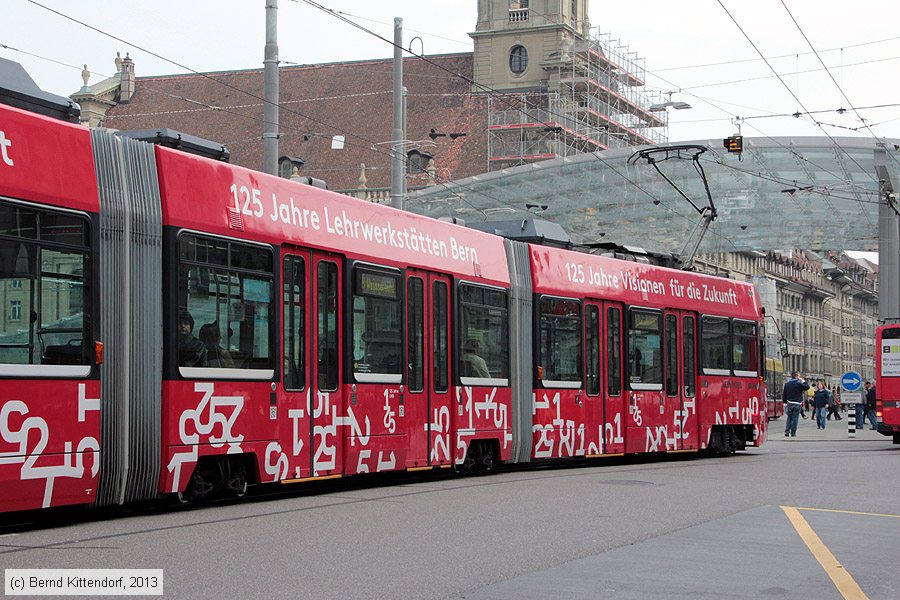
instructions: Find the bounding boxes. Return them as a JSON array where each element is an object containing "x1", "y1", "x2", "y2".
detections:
[
  {"x1": 781, "y1": 506, "x2": 868, "y2": 600},
  {"x1": 791, "y1": 507, "x2": 900, "y2": 519}
]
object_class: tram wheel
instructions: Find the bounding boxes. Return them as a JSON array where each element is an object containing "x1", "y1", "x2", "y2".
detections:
[{"x1": 225, "y1": 459, "x2": 250, "y2": 497}]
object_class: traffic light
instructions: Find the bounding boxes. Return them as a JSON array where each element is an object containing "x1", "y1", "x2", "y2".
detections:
[{"x1": 723, "y1": 134, "x2": 743, "y2": 153}]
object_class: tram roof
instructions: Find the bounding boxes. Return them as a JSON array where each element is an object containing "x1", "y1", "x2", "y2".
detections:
[{"x1": 409, "y1": 137, "x2": 900, "y2": 255}]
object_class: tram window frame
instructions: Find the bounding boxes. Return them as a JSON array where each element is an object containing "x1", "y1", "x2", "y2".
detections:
[
  {"x1": 700, "y1": 315, "x2": 731, "y2": 376},
  {"x1": 585, "y1": 305, "x2": 600, "y2": 396},
  {"x1": 283, "y1": 255, "x2": 305, "y2": 391},
  {"x1": 607, "y1": 306, "x2": 622, "y2": 396},
  {"x1": 457, "y1": 282, "x2": 509, "y2": 387},
  {"x1": 627, "y1": 307, "x2": 663, "y2": 391},
  {"x1": 407, "y1": 277, "x2": 425, "y2": 392},
  {"x1": 0, "y1": 201, "x2": 92, "y2": 377},
  {"x1": 683, "y1": 315, "x2": 696, "y2": 397},
  {"x1": 732, "y1": 319, "x2": 759, "y2": 377},
  {"x1": 665, "y1": 313, "x2": 678, "y2": 397},
  {"x1": 350, "y1": 263, "x2": 403, "y2": 384},
  {"x1": 537, "y1": 296, "x2": 582, "y2": 389},
  {"x1": 176, "y1": 232, "x2": 276, "y2": 380},
  {"x1": 433, "y1": 280, "x2": 449, "y2": 393}
]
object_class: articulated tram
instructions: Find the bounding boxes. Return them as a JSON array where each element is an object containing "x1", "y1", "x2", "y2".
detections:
[{"x1": 0, "y1": 83, "x2": 767, "y2": 514}]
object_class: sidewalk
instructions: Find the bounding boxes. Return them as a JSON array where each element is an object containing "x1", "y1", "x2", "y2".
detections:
[{"x1": 772, "y1": 412, "x2": 886, "y2": 441}]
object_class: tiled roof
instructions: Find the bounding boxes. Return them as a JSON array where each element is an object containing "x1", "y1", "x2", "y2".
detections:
[{"x1": 103, "y1": 53, "x2": 488, "y2": 191}]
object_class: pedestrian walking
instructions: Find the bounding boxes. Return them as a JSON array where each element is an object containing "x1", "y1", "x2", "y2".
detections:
[
  {"x1": 813, "y1": 382, "x2": 830, "y2": 429},
  {"x1": 783, "y1": 371, "x2": 810, "y2": 437},
  {"x1": 864, "y1": 381, "x2": 878, "y2": 430},
  {"x1": 826, "y1": 385, "x2": 842, "y2": 421}
]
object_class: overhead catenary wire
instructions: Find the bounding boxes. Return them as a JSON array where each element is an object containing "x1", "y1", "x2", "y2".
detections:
[{"x1": 15, "y1": 1, "x2": 891, "y2": 246}]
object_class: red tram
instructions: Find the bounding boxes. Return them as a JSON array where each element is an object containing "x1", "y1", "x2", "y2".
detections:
[
  {"x1": 0, "y1": 81, "x2": 767, "y2": 514},
  {"x1": 875, "y1": 323, "x2": 900, "y2": 443}
]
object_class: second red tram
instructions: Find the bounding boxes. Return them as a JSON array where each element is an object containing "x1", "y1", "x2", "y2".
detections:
[
  {"x1": 0, "y1": 90, "x2": 767, "y2": 515},
  {"x1": 875, "y1": 324, "x2": 900, "y2": 443}
]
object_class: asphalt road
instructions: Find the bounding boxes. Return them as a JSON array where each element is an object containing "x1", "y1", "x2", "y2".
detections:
[{"x1": 2, "y1": 418, "x2": 898, "y2": 600}]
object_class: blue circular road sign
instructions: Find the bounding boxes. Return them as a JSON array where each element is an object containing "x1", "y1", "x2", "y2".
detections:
[{"x1": 841, "y1": 371, "x2": 862, "y2": 391}]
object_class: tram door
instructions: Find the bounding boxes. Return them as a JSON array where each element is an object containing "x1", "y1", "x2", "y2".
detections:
[
  {"x1": 680, "y1": 313, "x2": 699, "y2": 450},
  {"x1": 663, "y1": 310, "x2": 699, "y2": 451},
  {"x1": 405, "y1": 270, "x2": 454, "y2": 467},
  {"x1": 602, "y1": 303, "x2": 626, "y2": 454},
  {"x1": 281, "y1": 250, "x2": 343, "y2": 480}
]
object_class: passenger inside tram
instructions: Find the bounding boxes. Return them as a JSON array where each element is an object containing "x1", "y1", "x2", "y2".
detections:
[
  {"x1": 178, "y1": 312, "x2": 208, "y2": 367},
  {"x1": 463, "y1": 338, "x2": 490, "y2": 378}
]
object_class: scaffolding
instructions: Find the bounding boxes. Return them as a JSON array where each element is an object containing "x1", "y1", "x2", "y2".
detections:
[{"x1": 486, "y1": 28, "x2": 668, "y2": 171}]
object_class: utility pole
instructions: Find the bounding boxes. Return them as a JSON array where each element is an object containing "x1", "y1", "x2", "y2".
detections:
[
  {"x1": 391, "y1": 17, "x2": 406, "y2": 210},
  {"x1": 263, "y1": 0, "x2": 279, "y2": 176},
  {"x1": 875, "y1": 148, "x2": 899, "y2": 323}
]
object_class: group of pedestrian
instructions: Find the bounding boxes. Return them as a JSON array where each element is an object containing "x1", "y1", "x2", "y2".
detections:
[{"x1": 784, "y1": 371, "x2": 878, "y2": 437}]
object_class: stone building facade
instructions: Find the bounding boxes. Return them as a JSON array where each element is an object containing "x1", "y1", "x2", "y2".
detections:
[{"x1": 694, "y1": 250, "x2": 878, "y2": 387}]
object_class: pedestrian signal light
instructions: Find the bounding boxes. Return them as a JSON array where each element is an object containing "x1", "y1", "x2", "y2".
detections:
[{"x1": 724, "y1": 135, "x2": 743, "y2": 153}]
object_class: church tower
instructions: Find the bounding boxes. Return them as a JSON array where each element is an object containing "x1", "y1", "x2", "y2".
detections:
[
  {"x1": 471, "y1": 0, "x2": 590, "y2": 92},
  {"x1": 470, "y1": 0, "x2": 666, "y2": 170}
]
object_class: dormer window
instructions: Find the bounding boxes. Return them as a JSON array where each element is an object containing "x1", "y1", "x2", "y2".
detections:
[{"x1": 407, "y1": 150, "x2": 433, "y2": 174}]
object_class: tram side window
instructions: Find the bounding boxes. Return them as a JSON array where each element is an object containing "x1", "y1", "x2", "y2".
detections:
[
  {"x1": 458, "y1": 284, "x2": 509, "y2": 382},
  {"x1": 628, "y1": 309, "x2": 662, "y2": 389},
  {"x1": 665, "y1": 314, "x2": 678, "y2": 396},
  {"x1": 607, "y1": 307, "x2": 622, "y2": 396},
  {"x1": 178, "y1": 234, "x2": 274, "y2": 374},
  {"x1": 433, "y1": 281, "x2": 449, "y2": 393},
  {"x1": 701, "y1": 316, "x2": 730, "y2": 375},
  {"x1": 538, "y1": 297, "x2": 582, "y2": 387},
  {"x1": 351, "y1": 266, "x2": 402, "y2": 382},
  {"x1": 283, "y1": 256, "x2": 305, "y2": 390},
  {"x1": 315, "y1": 261, "x2": 340, "y2": 390},
  {"x1": 683, "y1": 315, "x2": 696, "y2": 397},
  {"x1": 585, "y1": 305, "x2": 600, "y2": 396},
  {"x1": 407, "y1": 277, "x2": 424, "y2": 392},
  {"x1": 0, "y1": 203, "x2": 91, "y2": 369},
  {"x1": 733, "y1": 320, "x2": 759, "y2": 376}
]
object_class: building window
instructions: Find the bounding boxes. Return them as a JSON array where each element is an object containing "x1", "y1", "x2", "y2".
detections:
[
  {"x1": 9, "y1": 300, "x2": 21, "y2": 321},
  {"x1": 571, "y1": 0, "x2": 578, "y2": 22},
  {"x1": 509, "y1": 45, "x2": 528, "y2": 75},
  {"x1": 407, "y1": 150, "x2": 432, "y2": 175}
]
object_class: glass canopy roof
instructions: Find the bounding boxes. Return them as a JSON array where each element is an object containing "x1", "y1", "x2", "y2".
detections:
[{"x1": 409, "y1": 137, "x2": 900, "y2": 255}]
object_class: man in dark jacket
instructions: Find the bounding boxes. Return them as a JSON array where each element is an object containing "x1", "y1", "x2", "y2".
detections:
[{"x1": 783, "y1": 371, "x2": 810, "y2": 437}]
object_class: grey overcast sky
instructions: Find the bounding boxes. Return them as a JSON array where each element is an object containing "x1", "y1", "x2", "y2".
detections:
[{"x1": 3, "y1": 0, "x2": 900, "y2": 144}]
